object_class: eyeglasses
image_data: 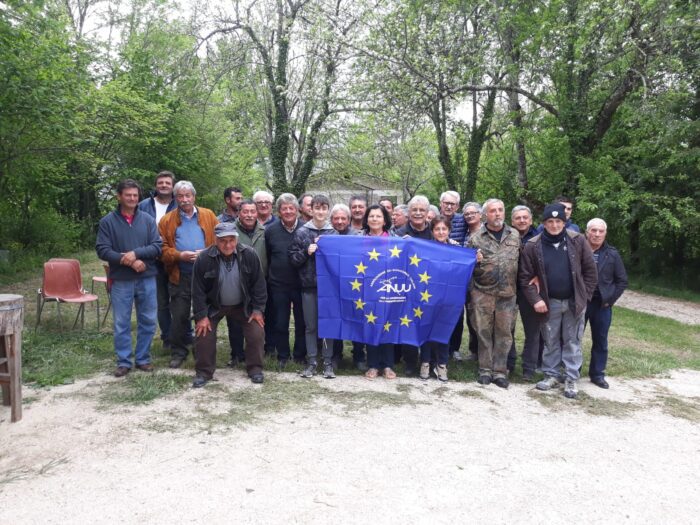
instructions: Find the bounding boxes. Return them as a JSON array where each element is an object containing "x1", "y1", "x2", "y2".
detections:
[
  {"x1": 255, "y1": 201, "x2": 272, "y2": 206},
  {"x1": 442, "y1": 202, "x2": 458, "y2": 207}
]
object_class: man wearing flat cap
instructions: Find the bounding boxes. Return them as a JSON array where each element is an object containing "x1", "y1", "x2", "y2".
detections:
[
  {"x1": 191, "y1": 222, "x2": 267, "y2": 387},
  {"x1": 518, "y1": 203, "x2": 597, "y2": 399}
]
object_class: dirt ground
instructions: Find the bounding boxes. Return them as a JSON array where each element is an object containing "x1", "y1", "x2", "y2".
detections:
[
  {"x1": 616, "y1": 290, "x2": 700, "y2": 325},
  {"x1": 1, "y1": 367, "x2": 699, "y2": 524}
]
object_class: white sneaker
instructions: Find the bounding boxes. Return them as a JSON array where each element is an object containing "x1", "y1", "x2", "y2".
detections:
[
  {"x1": 419, "y1": 362, "x2": 430, "y2": 380},
  {"x1": 434, "y1": 365, "x2": 448, "y2": 382},
  {"x1": 536, "y1": 376, "x2": 561, "y2": 391},
  {"x1": 564, "y1": 379, "x2": 578, "y2": 399}
]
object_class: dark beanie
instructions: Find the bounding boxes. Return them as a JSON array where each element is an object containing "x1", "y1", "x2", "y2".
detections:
[{"x1": 542, "y1": 203, "x2": 566, "y2": 221}]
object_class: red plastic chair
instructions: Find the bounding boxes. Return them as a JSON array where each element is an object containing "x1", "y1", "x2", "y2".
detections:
[
  {"x1": 36, "y1": 260, "x2": 100, "y2": 330},
  {"x1": 91, "y1": 264, "x2": 112, "y2": 326}
]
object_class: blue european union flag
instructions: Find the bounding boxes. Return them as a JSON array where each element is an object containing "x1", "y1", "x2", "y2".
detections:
[{"x1": 316, "y1": 236, "x2": 477, "y2": 346}]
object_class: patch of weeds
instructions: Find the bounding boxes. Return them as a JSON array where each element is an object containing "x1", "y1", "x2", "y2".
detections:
[
  {"x1": 23, "y1": 330, "x2": 113, "y2": 386},
  {"x1": 0, "y1": 456, "x2": 69, "y2": 491},
  {"x1": 22, "y1": 396, "x2": 38, "y2": 405},
  {"x1": 526, "y1": 390, "x2": 638, "y2": 418},
  {"x1": 457, "y1": 389, "x2": 490, "y2": 402},
  {"x1": 99, "y1": 372, "x2": 191, "y2": 406},
  {"x1": 194, "y1": 377, "x2": 421, "y2": 431},
  {"x1": 431, "y1": 386, "x2": 451, "y2": 398},
  {"x1": 395, "y1": 383, "x2": 416, "y2": 394},
  {"x1": 655, "y1": 395, "x2": 700, "y2": 422}
]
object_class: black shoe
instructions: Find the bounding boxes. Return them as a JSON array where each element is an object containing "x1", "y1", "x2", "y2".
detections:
[
  {"x1": 477, "y1": 374, "x2": 491, "y2": 385},
  {"x1": 264, "y1": 345, "x2": 276, "y2": 357},
  {"x1": 522, "y1": 370, "x2": 535, "y2": 382},
  {"x1": 169, "y1": 357, "x2": 184, "y2": 369},
  {"x1": 192, "y1": 376, "x2": 208, "y2": 388},
  {"x1": 114, "y1": 366, "x2": 130, "y2": 378},
  {"x1": 227, "y1": 358, "x2": 239, "y2": 368},
  {"x1": 493, "y1": 377, "x2": 509, "y2": 389},
  {"x1": 250, "y1": 373, "x2": 264, "y2": 384},
  {"x1": 591, "y1": 377, "x2": 609, "y2": 389}
]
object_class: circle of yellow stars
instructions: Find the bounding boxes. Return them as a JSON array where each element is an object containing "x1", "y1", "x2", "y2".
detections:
[{"x1": 349, "y1": 243, "x2": 432, "y2": 332}]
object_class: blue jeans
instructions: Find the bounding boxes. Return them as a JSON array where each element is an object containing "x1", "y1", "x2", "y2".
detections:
[
  {"x1": 586, "y1": 298, "x2": 612, "y2": 380},
  {"x1": 111, "y1": 277, "x2": 157, "y2": 368},
  {"x1": 420, "y1": 341, "x2": 449, "y2": 365},
  {"x1": 367, "y1": 343, "x2": 395, "y2": 370}
]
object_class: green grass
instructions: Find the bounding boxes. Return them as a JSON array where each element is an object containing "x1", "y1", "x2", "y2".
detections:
[
  {"x1": 627, "y1": 274, "x2": 700, "y2": 303},
  {"x1": 99, "y1": 372, "x2": 191, "y2": 406},
  {"x1": 527, "y1": 390, "x2": 639, "y2": 418}
]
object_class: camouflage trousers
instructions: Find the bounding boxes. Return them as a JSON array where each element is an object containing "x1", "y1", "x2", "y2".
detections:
[{"x1": 468, "y1": 289, "x2": 517, "y2": 379}]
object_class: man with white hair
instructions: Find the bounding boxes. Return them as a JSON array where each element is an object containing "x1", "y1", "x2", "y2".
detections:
[
  {"x1": 253, "y1": 190, "x2": 278, "y2": 227},
  {"x1": 585, "y1": 218, "x2": 627, "y2": 389},
  {"x1": 439, "y1": 190, "x2": 467, "y2": 244},
  {"x1": 467, "y1": 198, "x2": 520, "y2": 388},
  {"x1": 330, "y1": 203, "x2": 354, "y2": 235},
  {"x1": 159, "y1": 180, "x2": 219, "y2": 368},
  {"x1": 396, "y1": 195, "x2": 432, "y2": 240}
]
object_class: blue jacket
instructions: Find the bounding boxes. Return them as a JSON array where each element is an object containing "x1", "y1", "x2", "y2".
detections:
[
  {"x1": 449, "y1": 214, "x2": 467, "y2": 244},
  {"x1": 137, "y1": 194, "x2": 177, "y2": 218},
  {"x1": 592, "y1": 242, "x2": 628, "y2": 306},
  {"x1": 96, "y1": 206, "x2": 162, "y2": 280}
]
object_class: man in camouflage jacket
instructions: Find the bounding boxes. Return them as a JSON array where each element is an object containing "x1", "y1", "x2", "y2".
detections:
[{"x1": 467, "y1": 199, "x2": 520, "y2": 388}]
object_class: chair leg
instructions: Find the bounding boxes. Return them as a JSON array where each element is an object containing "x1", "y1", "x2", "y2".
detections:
[
  {"x1": 56, "y1": 302, "x2": 63, "y2": 330},
  {"x1": 72, "y1": 304, "x2": 83, "y2": 330},
  {"x1": 102, "y1": 299, "x2": 111, "y2": 327},
  {"x1": 96, "y1": 299, "x2": 100, "y2": 330},
  {"x1": 36, "y1": 292, "x2": 44, "y2": 332}
]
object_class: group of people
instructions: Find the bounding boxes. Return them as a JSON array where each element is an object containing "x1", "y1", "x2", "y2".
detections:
[{"x1": 96, "y1": 171, "x2": 628, "y2": 399}]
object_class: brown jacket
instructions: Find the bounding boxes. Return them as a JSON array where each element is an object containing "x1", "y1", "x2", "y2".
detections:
[
  {"x1": 518, "y1": 230, "x2": 598, "y2": 318},
  {"x1": 159, "y1": 207, "x2": 218, "y2": 285}
]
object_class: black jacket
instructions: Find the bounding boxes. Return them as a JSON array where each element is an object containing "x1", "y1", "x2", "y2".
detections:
[
  {"x1": 191, "y1": 243, "x2": 267, "y2": 321},
  {"x1": 265, "y1": 219, "x2": 303, "y2": 291},
  {"x1": 288, "y1": 220, "x2": 337, "y2": 289},
  {"x1": 593, "y1": 242, "x2": 628, "y2": 306}
]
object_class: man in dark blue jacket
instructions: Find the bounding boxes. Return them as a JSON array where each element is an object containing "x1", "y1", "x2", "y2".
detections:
[
  {"x1": 138, "y1": 170, "x2": 177, "y2": 349},
  {"x1": 97, "y1": 179, "x2": 162, "y2": 377},
  {"x1": 585, "y1": 218, "x2": 628, "y2": 389}
]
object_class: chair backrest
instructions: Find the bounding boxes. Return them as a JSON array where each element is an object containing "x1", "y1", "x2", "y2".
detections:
[
  {"x1": 42, "y1": 261, "x2": 84, "y2": 299},
  {"x1": 48, "y1": 258, "x2": 83, "y2": 288}
]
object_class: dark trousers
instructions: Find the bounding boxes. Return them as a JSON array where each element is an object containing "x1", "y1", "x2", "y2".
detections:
[
  {"x1": 227, "y1": 319, "x2": 244, "y2": 361},
  {"x1": 195, "y1": 305, "x2": 264, "y2": 380},
  {"x1": 401, "y1": 345, "x2": 419, "y2": 373},
  {"x1": 270, "y1": 288, "x2": 306, "y2": 362},
  {"x1": 449, "y1": 308, "x2": 465, "y2": 354},
  {"x1": 585, "y1": 298, "x2": 612, "y2": 380},
  {"x1": 331, "y1": 341, "x2": 365, "y2": 363},
  {"x1": 264, "y1": 290, "x2": 276, "y2": 351},
  {"x1": 168, "y1": 277, "x2": 193, "y2": 359},
  {"x1": 367, "y1": 343, "x2": 395, "y2": 369},
  {"x1": 509, "y1": 291, "x2": 544, "y2": 373},
  {"x1": 155, "y1": 266, "x2": 172, "y2": 343},
  {"x1": 420, "y1": 341, "x2": 449, "y2": 366},
  {"x1": 466, "y1": 306, "x2": 478, "y2": 355}
]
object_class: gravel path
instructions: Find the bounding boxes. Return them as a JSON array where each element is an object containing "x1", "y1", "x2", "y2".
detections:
[
  {"x1": 1, "y1": 369, "x2": 699, "y2": 524},
  {"x1": 616, "y1": 290, "x2": 700, "y2": 325}
]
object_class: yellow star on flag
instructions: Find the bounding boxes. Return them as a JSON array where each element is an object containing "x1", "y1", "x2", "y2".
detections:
[
  {"x1": 418, "y1": 271, "x2": 431, "y2": 284},
  {"x1": 365, "y1": 311, "x2": 377, "y2": 324},
  {"x1": 383, "y1": 321, "x2": 392, "y2": 332},
  {"x1": 399, "y1": 315, "x2": 412, "y2": 327},
  {"x1": 354, "y1": 298, "x2": 365, "y2": 310},
  {"x1": 389, "y1": 245, "x2": 402, "y2": 258},
  {"x1": 350, "y1": 279, "x2": 362, "y2": 291},
  {"x1": 409, "y1": 254, "x2": 422, "y2": 266},
  {"x1": 355, "y1": 261, "x2": 368, "y2": 274},
  {"x1": 367, "y1": 249, "x2": 380, "y2": 261},
  {"x1": 413, "y1": 307, "x2": 424, "y2": 319},
  {"x1": 420, "y1": 290, "x2": 432, "y2": 303}
]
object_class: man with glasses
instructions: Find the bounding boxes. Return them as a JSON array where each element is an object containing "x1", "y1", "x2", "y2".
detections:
[
  {"x1": 440, "y1": 191, "x2": 467, "y2": 244},
  {"x1": 253, "y1": 190, "x2": 277, "y2": 227}
]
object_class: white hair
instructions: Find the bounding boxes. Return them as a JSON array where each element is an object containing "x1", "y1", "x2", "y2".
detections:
[
  {"x1": 587, "y1": 218, "x2": 608, "y2": 231},
  {"x1": 408, "y1": 195, "x2": 430, "y2": 209},
  {"x1": 440, "y1": 190, "x2": 460, "y2": 204},
  {"x1": 511, "y1": 205, "x2": 532, "y2": 218},
  {"x1": 253, "y1": 190, "x2": 274, "y2": 203},
  {"x1": 173, "y1": 180, "x2": 196, "y2": 195},
  {"x1": 276, "y1": 193, "x2": 298, "y2": 210},
  {"x1": 463, "y1": 202, "x2": 482, "y2": 214},
  {"x1": 331, "y1": 203, "x2": 351, "y2": 218},
  {"x1": 482, "y1": 198, "x2": 504, "y2": 213}
]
